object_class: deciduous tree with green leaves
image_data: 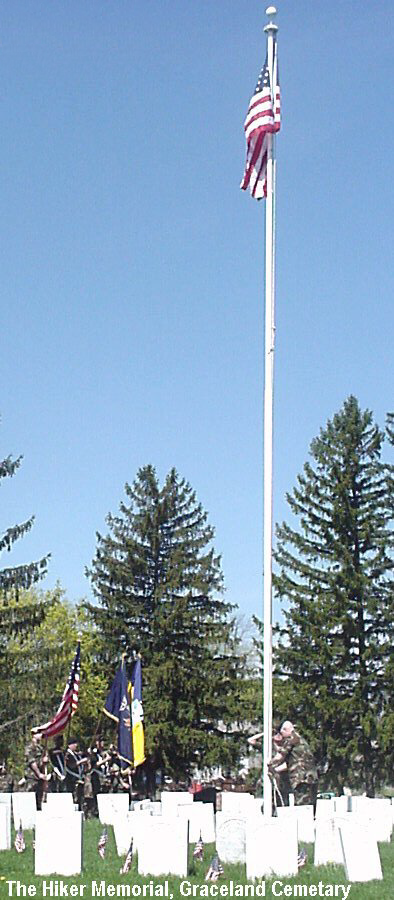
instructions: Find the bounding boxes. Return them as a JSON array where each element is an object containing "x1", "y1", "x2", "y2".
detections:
[
  {"x1": 85, "y1": 465, "x2": 243, "y2": 788},
  {"x1": 273, "y1": 396, "x2": 394, "y2": 795}
]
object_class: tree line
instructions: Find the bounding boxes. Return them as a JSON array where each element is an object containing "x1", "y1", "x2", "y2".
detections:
[{"x1": 1, "y1": 395, "x2": 393, "y2": 795}]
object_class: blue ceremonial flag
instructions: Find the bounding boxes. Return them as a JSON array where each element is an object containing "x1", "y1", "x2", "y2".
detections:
[{"x1": 103, "y1": 656, "x2": 132, "y2": 768}]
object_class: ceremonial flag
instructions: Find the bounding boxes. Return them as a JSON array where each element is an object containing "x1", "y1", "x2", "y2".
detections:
[
  {"x1": 32, "y1": 639, "x2": 81, "y2": 739},
  {"x1": 98, "y1": 827, "x2": 108, "y2": 860},
  {"x1": 119, "y1": 839, "x2": 133, "y2": 874},
  {"x1": 130, "y1": 657, "x2": 145, "y2": 767},
  {"x1": 103, "y1": 656, "x2": 133, "y2": 768},
  {"x1": 14, "y1": 821, "x2": 25, "y2": 853},
  {"x1": 240, "y1": 41, "x2": 281, "y2": 200}
]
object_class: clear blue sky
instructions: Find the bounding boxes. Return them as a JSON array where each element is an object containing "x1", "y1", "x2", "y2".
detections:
[{"x1": 1, "y1": 2, "x2": 393, "y2": 621}]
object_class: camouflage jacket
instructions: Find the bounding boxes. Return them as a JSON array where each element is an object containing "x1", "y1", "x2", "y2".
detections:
[
  {"x1": 271, "y1": 732, "x2": 318, "y2": 789},
  {"x1": 24, "y1": 741, "x2": 43, "y2": 783}
]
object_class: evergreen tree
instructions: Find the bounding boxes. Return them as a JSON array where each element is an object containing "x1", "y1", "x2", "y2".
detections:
[
  {"x1": 1, "y1": 434, "x2": 51, "y2": 760},
  {"x1": 273, "y1": 397, "x2": 394, "y2": 795},
  {"x1": 1, "y1": 448, "x2": 49, "y2": 593},
  {"x1": 85, "y1": 465, "x2": 242, "y2": 786}
]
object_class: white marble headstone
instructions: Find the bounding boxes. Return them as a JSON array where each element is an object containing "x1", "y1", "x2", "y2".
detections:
[
  {"x1": 335, "y1": 795, "x2": 350, "y2": 815},
  {"x1": 43, "y1": 793, "x2": 75, "y2": 815},
  {"x1": 0, "y1": 794, "x2": 12, "y2": 850},
  {"x1": 0, "y1": 804, "x2": 11, "y2": 851},
  {"x1": 246, "y1": 818, "x2": 298, "y2": 879},
  {"x1": 113, "y1": 810, "x2": 152, "y2": 856},
  {"x1": 35, "y1": 811, "x2": 83, "y2": 875},
  {"x1": 177, "y1": 802, "x2": 215, "y2": 843},
  {"x1": 314, "y1": 817, "x2": 345, "y2": 866},
  {"x1": 215, "y1": 812, "x2": 246, "y2": 864},
  {"x1": 277, "y1": 804, "x2": 315, "y2": 843},
  {"x1": 137, "y1": 817, "x2": 189, "y2": 877},
  {"x1": 316, "y1": 797, "x2": 336, "y2": 819},
  {"x1": 12, "y1": 793, "x2": 36, "y2": 830},
  {"x1": 97, "y1": 792, "x2": 129, "y2": 824},
  {"x1": 220, "y1": 792, "x2": 255, "y2": 816},
  {"x1": 160, "y1": 791, "x2": 193, "y2": 818},
  {"x1": 338, "y1": 819, "x2": 382, "y2": 882}
]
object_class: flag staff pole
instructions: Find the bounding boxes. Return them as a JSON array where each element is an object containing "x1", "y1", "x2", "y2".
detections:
[{"x1": 262, "y1": 4, "x2": 278, "y2": 818}]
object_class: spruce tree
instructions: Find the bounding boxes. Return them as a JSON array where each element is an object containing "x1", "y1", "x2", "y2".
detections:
[
  {"x1": 274, "y1": 396, "x2": 394, "y2": 795},
  {"x1": 85, "y1": 465, "x2": 242, "y2": 786},
  {"x1": 1, "y1": 450, "x2": 49, "y2": 593},
  {"x1": 1, "y1": 437, "x2": 50, "y2": 760}
]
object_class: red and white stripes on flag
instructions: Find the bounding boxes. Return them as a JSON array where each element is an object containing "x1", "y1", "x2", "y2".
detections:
[
  {"x1": 32, "y1": 640, "x2": 81, "y2": 739},
  {"x1": 240, "y1": 43, "x2": 281, "y2": 200}
]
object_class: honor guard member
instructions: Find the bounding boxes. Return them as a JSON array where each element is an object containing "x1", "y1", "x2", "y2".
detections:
[
  {"x1": 65, "y1": 737, "x2": 85, "y2": 810},
  {"x1": 49, "y1": 735, "x2": 66, "y2": 792},
  {"x1": 24, "y1": 732, "x2": 50, "y2": 810},
  {"x1": 269, "y1": 721, "x2": 318, "y2": 811},
  {"x1": 89, "y1": 736, "x2": 110, "y2": 814}
]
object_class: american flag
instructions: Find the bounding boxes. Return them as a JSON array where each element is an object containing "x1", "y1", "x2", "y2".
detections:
[
  {"x1": 31, "y1": 640, "x2": 81, "y2": 739},
  {"x1": 14, "y1": 821, "x2": 25, "y2": 853},
  {"x1": 240, "y1": 43, "x2": 281, "y2": 200},
  {"x1": 298, "y1": 848, "x2": 308, "y2": 869},
  {"x1": 193, "y1": 832, "x2": 204, "y2": 861},
  {"x1": 98, "y1": 827, "x2": 108, "y2": 860},
  {"x1": 205, "y1": 853, "x2": 224, "y2": 881},
  {"x1": 119, "y1": 839, "x2": 133, "y2": 874}
]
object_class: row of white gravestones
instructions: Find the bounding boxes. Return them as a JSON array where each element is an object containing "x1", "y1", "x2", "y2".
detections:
[
  {"x1": 177, "y1": 802, "x2": 215, "y2": 843},
  {"x1": 34, "y1": 811, "x2": 83, "y2": 876}
]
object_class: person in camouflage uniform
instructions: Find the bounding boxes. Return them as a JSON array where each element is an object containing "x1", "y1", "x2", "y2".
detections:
[
  {"x1": 24, "y1": 732, "x2": 50, "y2": 809},
  {"x1": 268, "y1": 721, "x2": 318, "y2": 810}
]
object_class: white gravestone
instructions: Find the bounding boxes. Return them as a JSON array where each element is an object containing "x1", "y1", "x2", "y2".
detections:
[
  {"x1": 35, "y1": 811, "x2": 83, "y2": 875},
  {"x1": 335, "y1": 795, "x2": 350, "y2": 815},
  {"x1": 177, "y1": 802, "x2": 215, "y2": 843},
  {"x1": 12, "y1": 793, "x2": 36, "y2": 830},
  {"x1": 216, "y1": 813, "x2": 246, "y2": 864},
  {"x1": 0, "y1": 804, "x2": 11, "y2": 851},
  {"x1": 338, "y1": 819, "x2": 383, "y2": 882},
  {"x1": 314, "y1": 817, "x2": 345, "y2": 867},
  {"x1": 150, "y1": 802, "x2": 162, "y2": 816},
  {"x1": 246, "y1": 818, "x2": 298, "y2": 880},
  {"x1": 277, "y1": 804, "x2": 315, "y2": 843},
  {"x1": 220, "y1": 792, "x2": 255, "y2": 816},
  {"x1": 316, "y1": 797, "x2": 336, "y2": 819},
  {"x1": 113, "y1": 810, "x2": 152, "y2": 856},
  {"x1": 43, "y1": 793, "x2": 75, "y2": 815},
  {"x1": 337, "y1": 809, "x2": 391, "y2": 844},
  {"x1": 160, "y1": 791, "x2": 193, "y2": 818},
  {"x1": 0, "y1": 794, "x2": 12, "y2": 850},
  {"x1": 97, "y1": 792, "x2": 129, "y2": 825},
  {"x1": 137, "y1": 817, "x2": 189, "y2": 877}
]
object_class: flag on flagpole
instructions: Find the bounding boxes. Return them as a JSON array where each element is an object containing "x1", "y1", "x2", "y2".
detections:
[
  {"x1": 98, "y1": 827, "x2": 108, "y2": 860},
  {"x1": 130, "y1": 657, "x2": 145, "y2": 767},
  {"x1": 14, "y1": 821, "x2": 25, "y2": 853},
  {"x1": 119, "y1": 839, "x2": 133, "y2": 874},
  {"x1": 32, "y1": 639, "x2": 81, "y2": 739},
  {"x1": 193, "y1": 832, "x2": 204, "y2": 861},
  {"x1": 205, "y1": 853, "x2": 224, "y2": 881},
  {"x1": 240, "y1": 42, "x2": 281, "y2": 200},
  {"x1": 103, "y1": 656, "x2": 133, "y2": 768}
]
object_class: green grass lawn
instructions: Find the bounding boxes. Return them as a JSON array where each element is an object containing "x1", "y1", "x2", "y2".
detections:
[{"x1": 0, "y1": 820, "x2": 393, "y2": 900}]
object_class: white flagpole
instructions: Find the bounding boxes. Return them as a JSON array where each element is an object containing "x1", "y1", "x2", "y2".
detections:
[{"x1": 262, "y1": 4, "x2": 278, "y2": 818}]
